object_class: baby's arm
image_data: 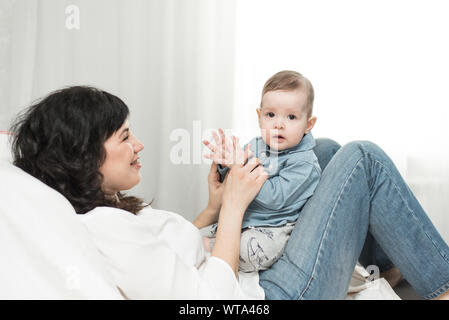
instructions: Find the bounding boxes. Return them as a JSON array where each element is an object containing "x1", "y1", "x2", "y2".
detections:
[{"x1": 252, "y1": 159, "x2": 321, "y2": 210}]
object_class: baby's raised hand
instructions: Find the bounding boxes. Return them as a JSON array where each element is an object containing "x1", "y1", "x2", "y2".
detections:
[{"x1": 203, "y1": 129, "x2": 252, "y2": 168}]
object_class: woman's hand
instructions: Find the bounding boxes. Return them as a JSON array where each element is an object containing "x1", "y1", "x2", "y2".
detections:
[
  {"x1": 206, "y1": 132, "x2": 264, "y2": 213},
  {"x1": 193, "y1": 137, "x2": 263, "y2": 231},
  {"x1": 193, "y1": 162, "x2": 226, "y2": 229},
  {"x1": 222, "y1": 154, "x2": 268, "y2": 213},
  {"x1": 211, "y1": 140, "x2": 268, "y2": 276},
  {"x1": 207, "y1": 162, "x2": 225, "y2": 213}
]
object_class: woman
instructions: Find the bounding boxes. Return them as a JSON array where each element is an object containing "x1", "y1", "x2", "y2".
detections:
[{"x1": 9, "y1": 86, "x2": 449, "y2": 299}]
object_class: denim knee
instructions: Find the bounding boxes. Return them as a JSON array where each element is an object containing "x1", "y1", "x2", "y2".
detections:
[{"x1": 343, "y1": 140, "x2": 388, "y2": 164}]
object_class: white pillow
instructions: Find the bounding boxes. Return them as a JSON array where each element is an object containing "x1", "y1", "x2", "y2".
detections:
[
  {"x1": 0, "y1": 131, "x2": 12, "y2": 163},
  {"x1": 0, "y1": 133, "x2": 121, "y2": 299}
]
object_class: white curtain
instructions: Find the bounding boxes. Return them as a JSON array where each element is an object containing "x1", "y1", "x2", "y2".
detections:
[
  {"x1": 0, "y1": 0, "x2": 236, "y2": 221},
  {"x1": 233, "y1": 0, "x2": 449, "y2": 243}
]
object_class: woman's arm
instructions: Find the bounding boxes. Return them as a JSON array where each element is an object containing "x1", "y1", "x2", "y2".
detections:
[
  {"x1": 211, "y1": 203, "x2": 244, "y2": 276},
  {"x1": 193, "y1": 205, "x2": 219, "y2": 229},
  {"x1": 211, "y1": 157, "x2": 267, "y2": 276},
  {"x1": 197, "y1": 135, "x2": 267, "y2": 276},
  {"x1": 193, "y1": 140, "x2": 252, "y2": 230},
  {"x1": 193, "y1": 162, "x2": 224, "y2": 229}
]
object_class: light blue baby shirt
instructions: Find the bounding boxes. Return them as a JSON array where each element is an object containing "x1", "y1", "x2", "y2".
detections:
[{"x1": 218, "y1": 132, "x2": 321, "y2": 229}]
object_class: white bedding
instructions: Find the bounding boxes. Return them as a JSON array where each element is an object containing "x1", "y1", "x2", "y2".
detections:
[{"x1": 0, "y1": 132, "x2": 121, "y2": 299}]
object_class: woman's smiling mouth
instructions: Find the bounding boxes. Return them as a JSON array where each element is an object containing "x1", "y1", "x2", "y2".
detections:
[{"x1": 130, "y1": 158, "x2": 141, "y2": 168}]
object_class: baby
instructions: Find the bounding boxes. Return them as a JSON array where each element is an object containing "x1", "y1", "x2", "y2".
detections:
[{"x1": 202, "y1": 70, "x2": 321, "y2": 272}]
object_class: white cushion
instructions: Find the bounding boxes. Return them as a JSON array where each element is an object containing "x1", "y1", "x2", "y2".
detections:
[
  {"x1": 0, "y1": 133, "x2": 121, "y2": 299},
  {"x1": 0, "y1": 131, "x2": 12, "y2": 163}
]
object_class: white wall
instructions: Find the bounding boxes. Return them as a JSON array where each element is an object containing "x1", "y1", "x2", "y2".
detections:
[{"x1": 233, "y1": 0, "x2": 449, "y2": 242}]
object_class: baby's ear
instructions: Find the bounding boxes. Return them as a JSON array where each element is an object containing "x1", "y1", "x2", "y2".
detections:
[
  {"x1": 305, "y1": 116, "x2": 317, "y2": 133},
  {"x1": 256, "y1": 108, "x2": 262, "y2": 126}
]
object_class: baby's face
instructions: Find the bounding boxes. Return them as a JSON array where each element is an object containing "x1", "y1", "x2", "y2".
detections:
[{"x1": 257, "y1": 89, "x2": 313, "y2": 151}]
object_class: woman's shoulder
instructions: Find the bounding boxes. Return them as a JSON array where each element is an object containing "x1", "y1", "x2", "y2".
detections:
[
  {"x1": 138, "y1": 205, "x2": 191, "y2": 224},
  {"x1": 82, "y1": 204, "x2": 173, "y2": 219},
  {"x1": 79, "y1": 206, "x2": 140, "y2": 239},
  {"x1": 80, "y1": 206, "x2": 135, "y2": 223},
  {"x1": 80, "y1": 205, "x2": 190, "y2": 234}
]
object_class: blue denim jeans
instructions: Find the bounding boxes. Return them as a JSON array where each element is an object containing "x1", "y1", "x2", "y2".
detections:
[{"x1": 259, "y1": 138, "x2": 449, "y2": 299}]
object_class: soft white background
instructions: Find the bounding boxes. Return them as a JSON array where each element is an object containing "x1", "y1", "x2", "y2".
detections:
[
  {"x1": 0, "y1": 0, "x2": 448, "y2": 242},
  {"x1": 0, "y1": 0, "x2": 236, "y2": 221}
]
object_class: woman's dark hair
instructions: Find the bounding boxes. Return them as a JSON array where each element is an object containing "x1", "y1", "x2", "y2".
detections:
[{"x1": 8, "y1": 85, "x2": 150, "y2": 214}]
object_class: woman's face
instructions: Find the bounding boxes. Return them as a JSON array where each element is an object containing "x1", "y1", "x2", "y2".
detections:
[{"x1": 99, "y1": 120, "x2": 144, "y2": 195}]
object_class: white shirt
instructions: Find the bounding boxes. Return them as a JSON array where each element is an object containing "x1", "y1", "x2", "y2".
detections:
[
  {"x1": 80, "y1": 206, "x2": 265, "y2": 300},
  {"x1": 80, "y1": 205, "x2": 400, "y2": 300}
]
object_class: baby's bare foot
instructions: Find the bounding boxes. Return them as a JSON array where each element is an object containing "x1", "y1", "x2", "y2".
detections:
[
  {"x1": 380, "y1": 267, "x2": 403, "y2": 288},
  {"x1": 203, "y1": 237, "x2": 212, "y2": 252}
]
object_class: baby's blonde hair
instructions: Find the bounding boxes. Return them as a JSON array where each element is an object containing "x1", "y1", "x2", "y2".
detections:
[{"x1": 261, "y1": 70, "x2": 314, "y2": 118}]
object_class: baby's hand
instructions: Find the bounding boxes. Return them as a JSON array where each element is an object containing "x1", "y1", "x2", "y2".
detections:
[{"x1": 203, "y1": 129, "x2": 251, "y2": 168}]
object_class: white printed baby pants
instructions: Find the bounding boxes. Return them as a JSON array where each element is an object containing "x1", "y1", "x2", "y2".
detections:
[{"x1": 200, "y1": 222, "x2": 295, "y2": 273}]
